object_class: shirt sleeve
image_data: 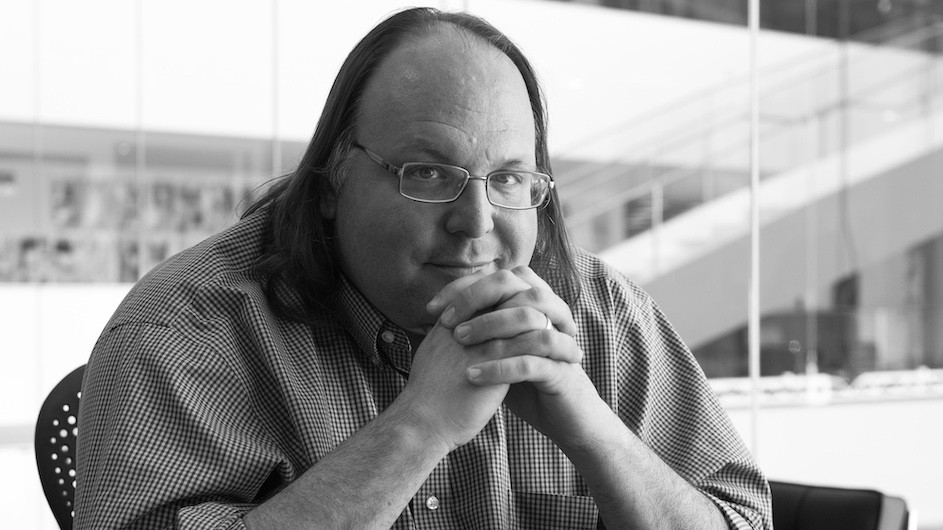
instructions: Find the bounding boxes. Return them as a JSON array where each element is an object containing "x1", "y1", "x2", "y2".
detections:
[
  {"x1": 176, "y1": 502, "x2": 253, "y2": 530},
  {"x1": 75, "y1": 321, "x2": 284, "y2": 529},
  {"x1": 598, "y1": 273, "x2": 773, "y2": 529}
]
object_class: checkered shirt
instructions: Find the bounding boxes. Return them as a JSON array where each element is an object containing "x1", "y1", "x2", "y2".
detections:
[{"x1": 74, "y1": 208, "x2": 772, "y2": 529}]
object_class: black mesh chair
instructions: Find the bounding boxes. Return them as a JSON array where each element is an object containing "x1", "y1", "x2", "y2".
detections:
[
  {"x1": 35, "y1": 365, "x2": 86, "y2": 530},
  {"x1": 770, "y1": 480, "x2": 909, "y2": 530}
]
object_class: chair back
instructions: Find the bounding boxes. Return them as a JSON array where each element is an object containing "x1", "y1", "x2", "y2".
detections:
[
  {"x1": 35, "y1": 365, "x2": 86, "y2": 530},
  {"x1": 770, "y1": 480, "x2": 909, "y2": 530}
]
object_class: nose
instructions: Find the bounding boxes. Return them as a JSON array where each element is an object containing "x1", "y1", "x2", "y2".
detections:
[{"x1": 444, "y1": 177, "x2": 495, "y2": 238}]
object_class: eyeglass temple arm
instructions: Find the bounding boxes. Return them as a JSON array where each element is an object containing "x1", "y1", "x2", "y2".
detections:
[{"x1": 354, "y1": 143, "x2": 401, "y2": 177}]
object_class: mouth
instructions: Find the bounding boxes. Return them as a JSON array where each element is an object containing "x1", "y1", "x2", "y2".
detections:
[{"x1": 427, "y1": 260, "x2": 497, "y2": 278}]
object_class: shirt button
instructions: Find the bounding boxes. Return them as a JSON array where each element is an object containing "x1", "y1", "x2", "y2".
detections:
[
  {"x1": 425, "y1": 495, "x2": 439, "y2": 511},
  {"x1": 381, "y1": 330, "x2": 395, "y2": 344}
]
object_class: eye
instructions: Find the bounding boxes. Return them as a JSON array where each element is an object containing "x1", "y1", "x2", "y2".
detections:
[
  {"x1": 490, "y1": 172, "x2": 526, "y2": 186},
  {"x1": 406, "y1": 165, "x2": 446, "y2": 181}
]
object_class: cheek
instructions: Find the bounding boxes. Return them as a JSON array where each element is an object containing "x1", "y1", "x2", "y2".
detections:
[
  {"x1": 334, "y1": 190, "x2": 428, "y2": 265},
  {"x1": 501, "y1": 210, "x2": 539, "y2": 266},
  {"x1": 333, "y1": 178, "x2": 386, "y2": 236}
]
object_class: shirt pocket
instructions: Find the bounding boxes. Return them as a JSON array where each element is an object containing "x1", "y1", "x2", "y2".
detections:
[{"x1": 512, "y1": 491, "x2": 599, "y2": 530}]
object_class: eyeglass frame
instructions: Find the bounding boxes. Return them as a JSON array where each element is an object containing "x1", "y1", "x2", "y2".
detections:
[{"x1": 352, "y1": 142, "x2": 554, "y2": 210}]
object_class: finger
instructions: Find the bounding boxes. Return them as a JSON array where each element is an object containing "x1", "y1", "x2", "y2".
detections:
[
  {"x1": 425, "y1": 271, "x2": 488, "y2": 317},
  {"x1": 434, "y1": 269, "x2": 533, "y2": 328},
  {"x1": 453, "y1": 305, "x2": 546, "y2": 343},
  {"x1": 466, "y1": 330, "x2": 584, "y2": 365},
  {"x1": 466, "y1": 356, "x2": 568, "y2": 387},
  {"x1": 495, "y1": 266, "x2": 578, "y2": 337}
]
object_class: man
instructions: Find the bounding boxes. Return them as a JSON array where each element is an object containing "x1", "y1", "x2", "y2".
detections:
[{"x1": 75, "y1": 8, "x2": 772, "y2": 529}]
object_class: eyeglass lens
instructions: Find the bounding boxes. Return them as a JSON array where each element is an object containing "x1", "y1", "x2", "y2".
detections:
[{"x1": 400, "y1": 163, "x2": 549, "y2": 208}]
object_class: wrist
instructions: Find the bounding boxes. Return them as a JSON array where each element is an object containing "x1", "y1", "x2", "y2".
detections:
[
  {"x1": 383, "y1": 394, "x2": 456, "y2": 458},
  {"x1": 554, "y1": 401, "x2": 627, "y2": 460}
]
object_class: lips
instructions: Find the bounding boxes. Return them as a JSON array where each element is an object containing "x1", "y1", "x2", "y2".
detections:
[{"x1": 427, "y1": 259, "x2": 497, "y2": 278}]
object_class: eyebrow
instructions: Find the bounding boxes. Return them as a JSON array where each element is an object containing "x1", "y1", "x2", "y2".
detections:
[
  {"x1": 395, "y1": 142, "x2": 534, "y2": 171},
  {"x1": 396, "y1": 143, "x2": 452, "y2": 163}
]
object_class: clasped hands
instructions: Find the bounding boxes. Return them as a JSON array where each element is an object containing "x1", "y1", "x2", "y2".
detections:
[{"x1": 401, "y1": 266, "x2": 602, "y2": 454}]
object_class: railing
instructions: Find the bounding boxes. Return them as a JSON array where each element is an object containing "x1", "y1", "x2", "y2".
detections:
[
  {"x1": 700, "y1": 304, "x2": 943, "y2": 398},
  {"x1": 710, "y1": 367, "x2": 943, "y2": 408},
  {"x1": 559, "y1": 11, "x2": 943, "y2": 257}
]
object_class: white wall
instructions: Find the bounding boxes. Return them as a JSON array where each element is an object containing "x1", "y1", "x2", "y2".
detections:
[
  {"x1": 729, "y1": 398, "x2": 943, "y2": 528},
  {"x1": 0, "y1": 285, "x2": 131, "y2": 426},
  {"x1": 1, "y1": 284, "x2": 130, "y2": 530}
]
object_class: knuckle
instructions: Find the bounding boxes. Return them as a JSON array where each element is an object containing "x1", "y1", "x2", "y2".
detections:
[
  {"x1": 494, "y1": 269, "x2": 517, "y2": 285},
  {"x1": 457, "y1": 287, "x2": 478, "y2": 308},
  {"x1": 511, "y1": 264, "x2": 534, "y2": 277},
  {"x1": 526, "y1": 283, "x2": 552, "y2": 306},
  {"x1": 476, "y1": 311, "x2": 497, "y2": 330},
  {"x1": 518, "y1": 307, "x2": 539, "y2": 327},
  {"x1": 487, "y1": 338, "x2": 507, "y2": 359},
  {"x1": 518, "y1": 356, "x2": 538, "y2": 378},
  {"x1": 494, "y1": 359, "x2": 509, "y2": 378},
  {"x1": 530, "y1": 329, "x2": 550, "y2": 348},
  {"x1": 522, "y1": 287, "x2": 542, "y2": 306},
  {"x1": 555, "y1": 334, "x2": 577, "y2": 358}
]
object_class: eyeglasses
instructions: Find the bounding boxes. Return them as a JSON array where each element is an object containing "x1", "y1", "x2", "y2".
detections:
[{"x1": 353, "y1": 143, "x2": 554, "y2": 210}]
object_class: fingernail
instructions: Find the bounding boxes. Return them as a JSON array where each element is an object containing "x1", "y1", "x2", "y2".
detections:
[
  {"x1": 441, "y1": 306, "x2": 455, "y2": 325},
  {"x1": 467, "y1": 367, "x2": 481, "y2": 380},
  {"x1": 456, "y1": 323, "x2": 470, "y2": 340}
]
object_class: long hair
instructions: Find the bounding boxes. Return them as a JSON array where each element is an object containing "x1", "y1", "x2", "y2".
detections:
[{"x1": 244, "y1": 7, "x2": 580, "y2": 323}]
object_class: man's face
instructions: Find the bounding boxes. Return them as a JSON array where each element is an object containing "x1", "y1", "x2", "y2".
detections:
[{"x1": 325, "y1": 27, "x2": 539, "y2": 334}]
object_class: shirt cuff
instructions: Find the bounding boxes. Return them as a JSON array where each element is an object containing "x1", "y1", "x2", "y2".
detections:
[{"x1": 177, "y1": 501, "x2": 256, "y2": 530}]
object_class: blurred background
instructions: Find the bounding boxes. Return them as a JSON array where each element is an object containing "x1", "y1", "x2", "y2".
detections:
[{"x1": 1, "y1": 0, "x2": 941, "y2": 527}]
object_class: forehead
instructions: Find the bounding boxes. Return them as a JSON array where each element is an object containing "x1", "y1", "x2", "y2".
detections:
[{"x1": 356, "y1": 25, "x2": 536, "y2": 160}]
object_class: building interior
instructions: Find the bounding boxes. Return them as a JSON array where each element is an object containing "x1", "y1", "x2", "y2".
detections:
[{"x1": 1, "y1": 0, "x2": 941, "y2": 527}]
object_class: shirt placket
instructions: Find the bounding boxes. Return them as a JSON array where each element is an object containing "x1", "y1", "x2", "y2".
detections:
[
  {"x1": 410, "y1": 456, "x2": 452, "y2": 528},
  {"x1": 376, "y1": 325, "x2": 455, "y2": 528}
]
